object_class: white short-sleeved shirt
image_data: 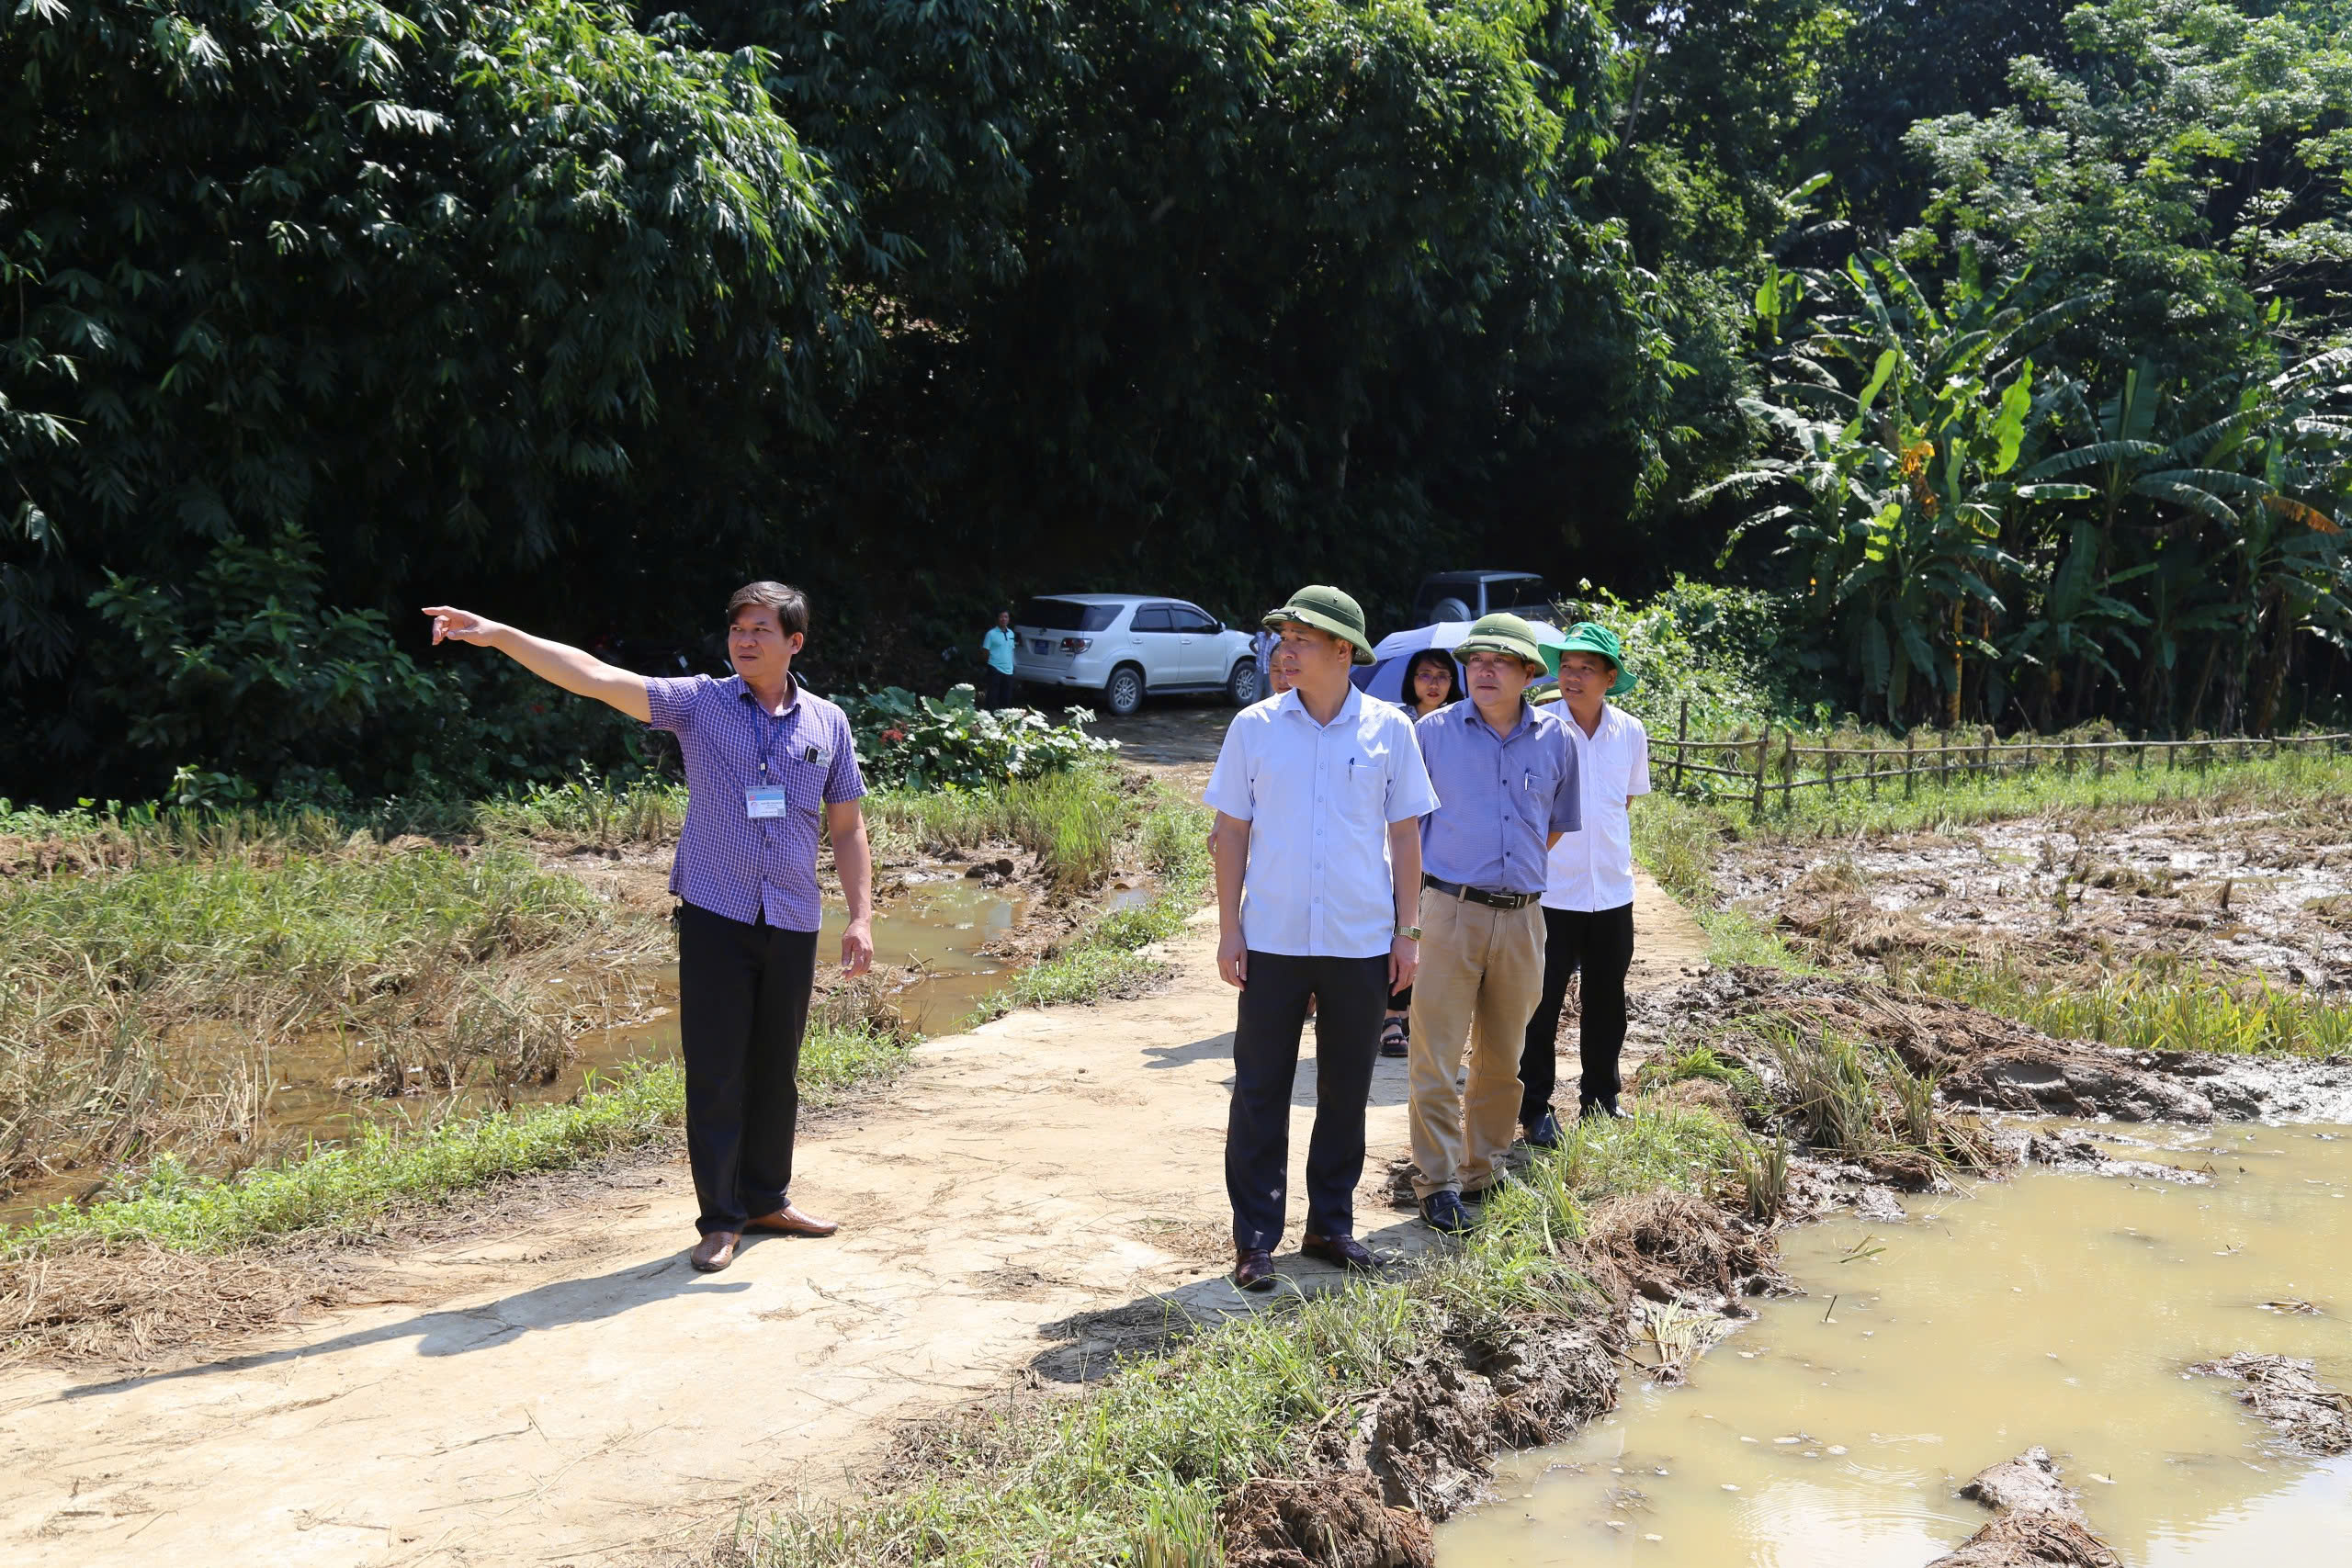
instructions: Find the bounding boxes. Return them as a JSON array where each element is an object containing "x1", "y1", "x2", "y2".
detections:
[
  {"x1": 1541, "y1": 703, "x2": 1651, "y2": 913},
  {"x1": 1204, "y1": 687, "x2": 1441, "y2": 958}
]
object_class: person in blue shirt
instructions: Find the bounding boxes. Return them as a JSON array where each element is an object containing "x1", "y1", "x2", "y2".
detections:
[
  {"x1": 1406, "y1": 614, "x2": 1580, "y2": 1235},
  {"x1": 981, "y1": 608, "x2": 1019, "y2": 709}
]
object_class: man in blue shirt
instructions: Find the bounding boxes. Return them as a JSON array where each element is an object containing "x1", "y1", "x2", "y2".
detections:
[
  {"x1": 1204, "y1": 586, "x2": 1439, "y2": 1291},
  {"x1": 981, "y1": 608, "x2": 1019, "y2": 709},
  {"x1": 1407, "y1": 614, "x2": 1580, "y2": 1234}
]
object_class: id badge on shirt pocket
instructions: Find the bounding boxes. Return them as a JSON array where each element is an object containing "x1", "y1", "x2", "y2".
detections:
[{"x1": 745, "y1": 785, "x2": 792, "y2": 819}]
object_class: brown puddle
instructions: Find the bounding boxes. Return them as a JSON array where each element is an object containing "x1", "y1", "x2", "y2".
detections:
[
  {"x1": 1438, "y1": 1123, "x2": 2352, "y2": 1566},
  {"x1": 2, "y1": 878, "x2": 1121, "y2": 1226}
]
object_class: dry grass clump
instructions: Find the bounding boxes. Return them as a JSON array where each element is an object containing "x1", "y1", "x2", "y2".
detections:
[
  {"x1": 1577, "y1": 1189, "x2": 1779, "y2": 1304},
  {"x1": 0, "y1": 1241, "x2": 358, "y2": 1368}
]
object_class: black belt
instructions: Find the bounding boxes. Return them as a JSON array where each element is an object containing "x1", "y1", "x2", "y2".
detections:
[{"x1": 1422, "y1": 874, "x2": 1538, "y2": 910}]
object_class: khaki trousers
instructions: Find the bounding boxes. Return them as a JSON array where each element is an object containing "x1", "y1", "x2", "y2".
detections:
[{"x1": 1407, "y1": 889, "x2": 1545, "y2": 1199}]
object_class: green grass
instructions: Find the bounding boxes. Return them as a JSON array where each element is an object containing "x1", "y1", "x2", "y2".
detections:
[
  {"x1": 0, "y1": 1017, "x2": 908, "y2": 1258},
  {"x1": 1629, "y1": 794, "x2": 1814, "y2": 972},
  {"x1": 966, "y1": 789, "x2": 1215, "y2": 1022},
  {"x1": 1907, "y1": 954, "x2": 2352, "y2": 1059},
  {"x1": 1684, "y1": 740, "x2": 2352, "y2": 840},
  {"x1": 738, "y1": 1100, "x2": 1735, "y2": 1568},
  {"x1": 473, "y1": 772, "x2": 689, "y2": 845},
  {"x1": 864, "y1": 762, "x2": 1138, "y2": 892}
]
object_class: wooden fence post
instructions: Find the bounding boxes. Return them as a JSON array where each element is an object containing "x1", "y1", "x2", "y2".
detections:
[
  {"x1": 1674, "y1": 695, "x2": 1689, "y2": 795},
  {"x1": 1781, "y1": 732, "x2": 1796, "y2": 815},
  {"x1": 1905, "y1": 731, "x2": 1917, "y2": 799},
  {"x1": 1752, "y1": 729, "x2": 1769, "y2": 820},
  {"x1": 1826, "y1": 741, "x2": 1838, "y2": 802},
  {"x1": 1940, "y1": 732, "x2": 1951, "y2": 787}
]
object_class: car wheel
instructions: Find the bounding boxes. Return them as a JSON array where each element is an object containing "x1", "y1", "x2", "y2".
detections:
[
  {"x1": 1105, "y1": 664, "x2": 1146, "y2": 716},
  {"x1": 1226, "y1": 660, "x2": 1260, "y2": 706},
  {"x1": 1430, "y1": 596, "x2": 1473, "y2": 625}
]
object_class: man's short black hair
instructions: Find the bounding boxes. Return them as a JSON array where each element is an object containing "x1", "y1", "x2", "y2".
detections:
[{"x1": 726, "y1": 581, "x2": 808, "y2": 637}]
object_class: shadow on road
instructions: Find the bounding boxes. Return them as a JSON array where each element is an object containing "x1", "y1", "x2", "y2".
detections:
[{"x1": 58, "y1": 1249, "x2": 756, "y2": 1402}]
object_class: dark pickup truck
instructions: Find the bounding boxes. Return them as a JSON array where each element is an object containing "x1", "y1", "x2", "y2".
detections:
[{"x1": 1411, "y1": 571, "x2": 1554, "y2": 626}]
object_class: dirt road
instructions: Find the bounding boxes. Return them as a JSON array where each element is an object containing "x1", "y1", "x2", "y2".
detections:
[{"x1": 0, "y1": 705, "x2": 1707, "y2": 1567}]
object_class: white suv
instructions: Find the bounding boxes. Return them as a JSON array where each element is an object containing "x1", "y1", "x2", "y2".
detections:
[{"x1": 1012, "y1": 594, "x2": 1261, "y2": 716}]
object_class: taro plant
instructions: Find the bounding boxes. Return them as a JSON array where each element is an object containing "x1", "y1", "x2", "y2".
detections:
[{"x1": 840, "y1": 684, "x2": 1118, "y2": 792}]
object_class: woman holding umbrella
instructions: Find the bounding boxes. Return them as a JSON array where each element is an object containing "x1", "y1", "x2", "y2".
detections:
[{"x1": 1379, "y1": 648, "x2": 1464, "y2": 1058}]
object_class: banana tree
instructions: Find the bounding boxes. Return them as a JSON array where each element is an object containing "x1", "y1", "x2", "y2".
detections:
[{"x1": 1704, "y1": 249, "x2": 2095, "y2": 726}]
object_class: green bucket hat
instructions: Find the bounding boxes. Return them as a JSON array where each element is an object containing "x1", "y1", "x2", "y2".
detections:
[
  {"x1": 1263, "y1": 585, "x2": 1375, "y2": 665},
  {"x1": 1542, "y1": 621, "x2": 1637, "y2": 696},
  {"x1": 1454, "y1": 613, "x2": 1546, "y2": 671}
]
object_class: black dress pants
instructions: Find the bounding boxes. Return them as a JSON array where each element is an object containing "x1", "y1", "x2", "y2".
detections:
[
  {"x1": 1518, "y1": 902, "x2": 1635, "y2": 1122},
  {"x1": 1227, "y1": 952, "x2": 1388, "y2": 1251},
  {"x1": 676, "y1": 901, "x2": 818, "y2": 1235},
  {"x1": 983, "y1": 668, "x2": 1017, "y2": 708}
]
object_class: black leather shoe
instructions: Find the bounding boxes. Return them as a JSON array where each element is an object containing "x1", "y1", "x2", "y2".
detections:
[
  {"x1": 1301, "y1": 1233, "x2": 1379, "y2": 1271},
  {"x1": 1523, "y1": 1111, "x2": 1562, "y2": 1149},
  {"x1": 1419, "y1": 1190, "x2": 1473, "y2": 1235},
  {"x1": 1232, "y1": 1247, "x2": 1278, "y2": 1292},
  {"x1": 1579, "y1": 1096, "x2": 1622, "y2": 1121}
]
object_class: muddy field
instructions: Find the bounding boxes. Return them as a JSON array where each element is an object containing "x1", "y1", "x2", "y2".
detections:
[{"x1": 1719, "y1": 805, "x2": 2352, "y2": 990}]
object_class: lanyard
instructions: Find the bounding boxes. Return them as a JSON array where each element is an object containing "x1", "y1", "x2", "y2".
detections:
[{"x1": 747, "y1": 687, "x2": 797, "y2": 781}]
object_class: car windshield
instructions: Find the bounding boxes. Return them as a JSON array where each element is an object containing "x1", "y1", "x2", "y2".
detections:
[
  {"x1": 1492, "y1": 576, "x2": 1551, "y2": 609},
  {"x1": 1019, "y1": 597, "x2": 1121, "y2": 632}
]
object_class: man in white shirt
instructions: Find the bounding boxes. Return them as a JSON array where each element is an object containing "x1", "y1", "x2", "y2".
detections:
[
  {"x1": 1204, "y1": 586, "x2": 1438, "y2": 1291},
  {"x1": 1521, "y1": 623, "x2": 1650, "y2": 1143}
]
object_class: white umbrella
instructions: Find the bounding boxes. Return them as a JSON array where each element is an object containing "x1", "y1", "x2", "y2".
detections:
[{"x1": 1351, "y1": 619, "x2": 1564, "y2": 705}]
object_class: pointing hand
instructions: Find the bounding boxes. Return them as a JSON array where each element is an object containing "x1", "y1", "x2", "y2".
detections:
[{"x1": 422, "y1": 606, "x2": 503, "y2": 647}]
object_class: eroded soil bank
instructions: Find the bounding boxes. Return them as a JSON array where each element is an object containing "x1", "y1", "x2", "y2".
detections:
[{"x1": 1434, "y1": 1122, "x2": 2352, "y2": 1568}]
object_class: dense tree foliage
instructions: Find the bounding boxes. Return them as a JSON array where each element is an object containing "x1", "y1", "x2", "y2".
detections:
[{"x1": 4, "y1": 0, "x2": 2350, "y2": 802}]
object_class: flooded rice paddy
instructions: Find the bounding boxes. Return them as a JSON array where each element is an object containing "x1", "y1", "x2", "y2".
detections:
[
  {"x1": 1439, "y1": 1123, "x2": 2352, "y2": 1567},
  {"x1": 0, "y1": 877, "x2": 1082, "y2": 1224},
  {"x1": 1723, "y1": 810, "x2": 2352, "y2": 990}
]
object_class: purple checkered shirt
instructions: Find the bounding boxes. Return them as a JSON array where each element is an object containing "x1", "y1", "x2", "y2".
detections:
[{"x1": 645, "y1": 673, "x2": 866, "y2": 931}]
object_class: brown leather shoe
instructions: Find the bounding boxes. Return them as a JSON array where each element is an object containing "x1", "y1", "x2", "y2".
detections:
[
  {"x1": 690, "y1": 1230, "x2": 740, "y2": 1272},
  {"x1": 743, "y1": 1203, "x2": 839, "y2": 1238},
  {"x1": 1301, "y1": 1233, "x2": 1379, "y2": 1272},
  {"x1": 1232, "y1": 1247, "x2": 1278, "y2": 1292}
]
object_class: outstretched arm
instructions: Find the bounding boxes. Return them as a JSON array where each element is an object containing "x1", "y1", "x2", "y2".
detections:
[{"x1": 422, "y1": 607, "x2": 651, "y2": 723}]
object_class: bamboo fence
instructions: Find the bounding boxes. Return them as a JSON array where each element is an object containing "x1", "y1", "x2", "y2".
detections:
[{"x1": 1646, "y1": 696, "x2": 2352, "y2": 819}]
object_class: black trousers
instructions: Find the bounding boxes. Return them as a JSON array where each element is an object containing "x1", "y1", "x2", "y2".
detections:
[
  {"x1": 1518, "y1": 902, "x2": 1635, "y2": 1122},
  {"x1": 983, "y1": 668, "x2": 1017, "y2": 708},
  {"x1": 1227, "y1": 952, "x2": 1388, "y2": 1251},
  {"x1": 675, "y1": 901, "x2": 818, "y2": 1235}
]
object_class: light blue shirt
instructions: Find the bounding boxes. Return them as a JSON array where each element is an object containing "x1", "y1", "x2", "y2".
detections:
[
  {"x1": 1204, "y1": 687, "x2": 1441, "y2": 958},
  {"x1": 982, "y1": 626, "x2": 1018, "y2": 673},
  {"x1": 1414, "y1": 698, "x2": 1581, "y2": 896}
]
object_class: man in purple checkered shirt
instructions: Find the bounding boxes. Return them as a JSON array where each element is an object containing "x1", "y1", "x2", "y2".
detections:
[{"x1": 424, "y1": 582, "x2": 874, "y2": 1274}]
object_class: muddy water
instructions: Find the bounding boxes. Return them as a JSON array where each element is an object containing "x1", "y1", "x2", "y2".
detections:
[{"x1": 1439, "y1": 1125, "x2": 2352, "y2": 1567}]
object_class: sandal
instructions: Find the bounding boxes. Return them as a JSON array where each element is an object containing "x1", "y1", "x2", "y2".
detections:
[{"x1": 1379, "y1": 1014, "x2": 1409, "y2": 1058}]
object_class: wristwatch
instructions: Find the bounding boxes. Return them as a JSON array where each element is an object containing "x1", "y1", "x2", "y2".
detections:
[{"x1": 1395, "y1": 925, "x2": 1422, "y2": 942}]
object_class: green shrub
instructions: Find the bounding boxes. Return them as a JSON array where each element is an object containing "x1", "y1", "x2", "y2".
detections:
[{"x1": 841, "y1": 685, "x2": 1118, "y2": 791}]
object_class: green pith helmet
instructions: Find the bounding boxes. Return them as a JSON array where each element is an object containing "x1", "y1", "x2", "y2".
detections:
[
  {"x1": 1454, "y1": 612, "x2": 1545, "y2": 671},
  {"x1": 1543, "y1": 621, "x2": 1636, "y2": 696},
  {"x1": 1263, "y1": 585, "x2": 1374, "y2": 665}
]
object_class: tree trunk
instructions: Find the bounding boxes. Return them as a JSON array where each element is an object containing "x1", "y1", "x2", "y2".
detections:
[
  {"x1": 2250, "y1": 587, "x2": 2292, "y2": 736},
  {"x1": 2184, "y1": 638, "x2": 2222, "y2": 736}
]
